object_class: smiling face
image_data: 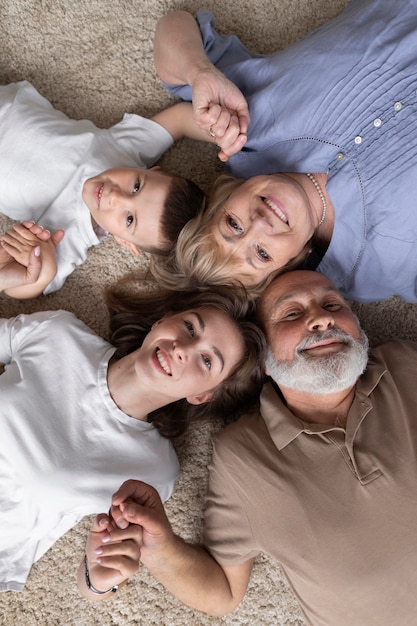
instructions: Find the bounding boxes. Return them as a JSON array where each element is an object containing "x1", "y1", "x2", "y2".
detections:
[
  {"x1": 134, "y1": 306, "x2": 245, "y2": 404},
  {"x1": 260, "y1": 271, "x2": 362, "y2": 361},
  {"x1": 207, "y1": 174, "x2": 316, "y2": 286},
  {"x1": 259, "y1": 271, "x2": 368, "y2": 394},
  {"x1": 82, "y1": 167, "x2": 173, "y2": 251}
]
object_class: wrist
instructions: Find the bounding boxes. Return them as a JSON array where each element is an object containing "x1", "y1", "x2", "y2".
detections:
[
  {"x1": 188, "y1": 60, "x2": 215, "y2": 88},
  {"x1": 83, "y1": 554, "x2": 119, "y2": 595}
]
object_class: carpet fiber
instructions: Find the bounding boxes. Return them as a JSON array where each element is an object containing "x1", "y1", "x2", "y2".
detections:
[{"x1": 1, "y1": 1, "x2": 414, "y2": 624}]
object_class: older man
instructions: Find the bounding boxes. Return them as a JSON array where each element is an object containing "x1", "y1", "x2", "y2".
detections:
[{"x1": 81, "y1": 271, "x2": 417, "y2": 625}]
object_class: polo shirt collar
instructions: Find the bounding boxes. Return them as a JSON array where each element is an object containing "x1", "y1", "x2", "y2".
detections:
[{"x1": 260, "y1": 352, "x2": 388, "y2": 452}]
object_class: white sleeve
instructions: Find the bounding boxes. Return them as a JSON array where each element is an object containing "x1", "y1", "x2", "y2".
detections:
[
  {"x1": 109, "y1": 113, "x2": 174, "y2": 168},
  {"x1": 0, "y1": 311, "x2": 63, "y2": 364}
]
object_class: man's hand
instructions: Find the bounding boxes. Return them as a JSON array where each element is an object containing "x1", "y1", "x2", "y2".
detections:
[{"x1": 110, "y1": 480, "x2": 174, "y2": 565}]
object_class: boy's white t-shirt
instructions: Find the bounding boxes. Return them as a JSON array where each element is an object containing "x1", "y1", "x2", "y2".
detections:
[
  {"x1": 0, "y1": 310, "x2": 179, "y2": 591},
  {"x1": 0, "y1": 81, "x2": 174, "y2": 293}
]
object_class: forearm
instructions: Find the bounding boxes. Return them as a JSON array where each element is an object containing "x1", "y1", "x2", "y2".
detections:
[
  {"x1": 151, "y1": 102, "x2": 213, "y2": 143},
  {"x1": 154, "y1": 11, "x2": 213, "y2": 86},
  {"x1": 142, "y1": 536, "x2": 243, "y2": 616}
]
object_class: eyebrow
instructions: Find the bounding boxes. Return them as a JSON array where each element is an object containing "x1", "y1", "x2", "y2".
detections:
[{"x1": 191, "y1": 311, "x2": 225, "y2": 372}]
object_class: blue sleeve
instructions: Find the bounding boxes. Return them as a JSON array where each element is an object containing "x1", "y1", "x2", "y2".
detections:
[{"x1": 162, "y1": 10, "x2": 263, "y2": 101}]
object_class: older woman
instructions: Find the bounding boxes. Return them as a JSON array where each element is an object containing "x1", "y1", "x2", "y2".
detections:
[{"x1": 152, "y1": 0, "x2": 417, "y2": 303}]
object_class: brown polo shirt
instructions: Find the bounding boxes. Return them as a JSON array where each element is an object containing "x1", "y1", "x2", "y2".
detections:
[{"x1": 203, "y1": 339, "x2": 417, "y2": 625}]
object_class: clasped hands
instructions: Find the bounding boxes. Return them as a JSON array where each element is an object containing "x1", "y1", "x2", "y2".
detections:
[
  {"x1": 0, "y1": 221, "x2": 64, "y2": 293},
  {"x1": 84, "y1": 480, "x2": 170, "y2": 595},
  {"x1": 191, "y1": 66, "x2": 250, "y2": 162}
]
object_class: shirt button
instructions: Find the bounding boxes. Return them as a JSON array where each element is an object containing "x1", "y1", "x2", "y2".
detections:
[
  {"x1": 394, "y1": 101, "x2": 402, "y2": 111},
  {"x1": 354, "y1": 135, "x2": 362, "y2": 145},
  {"x1": 373, "y1": 118, "x2": 382, "y2": 128},
  {"x1": 336, "y1": 152, "x2": 344, "y2": 160}
]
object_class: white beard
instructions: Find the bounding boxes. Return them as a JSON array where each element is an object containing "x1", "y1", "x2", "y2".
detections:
[{"x1": 266, "y1": 328, "x2": 369, "y2": 395}]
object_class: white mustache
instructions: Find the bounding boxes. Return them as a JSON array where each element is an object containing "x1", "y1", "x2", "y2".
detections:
[{"x1": 296, "y1": 328, "x2": 352, "y2": 352}]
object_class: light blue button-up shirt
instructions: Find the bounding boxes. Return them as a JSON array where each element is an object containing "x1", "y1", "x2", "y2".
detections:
[{"x1": 166, "y1": 0, "x2": 417, "y2": 303}]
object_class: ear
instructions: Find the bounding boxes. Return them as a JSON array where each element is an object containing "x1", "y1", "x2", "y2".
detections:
[
  {"x1": 186, "y1": 391, "x2": 215, "y2": 405},
  {"x1": 149, "y1": 165, "x2": 161, "y2": 171},
  {"x1": 113, "y1": 236, "x2": 141, "y2": 256},
  {"x1": 265, "y1": 366, "x2": 271, "y2": 376}
]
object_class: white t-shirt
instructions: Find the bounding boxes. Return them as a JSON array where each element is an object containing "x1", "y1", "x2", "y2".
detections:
[
  {"x1": 0, "y1": 81, "x2": 174, "y2": 293},
  {"x1": 0, "y1": 310, "x2": 179, "y2": 591}
]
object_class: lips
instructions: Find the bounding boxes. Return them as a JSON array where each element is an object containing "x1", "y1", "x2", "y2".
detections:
[
  {"x1": 155, "y1": 348, "x2": 172, "y2": 376},
  {"x1": 262, "y1": 196, "x2": 289, "y2": 224},
  {"x1": 95, "y1": 183, "x2": 104, "y2": 208},
  {"x1": 302, "y1": 339, "x2": 345, "y2": 355}
]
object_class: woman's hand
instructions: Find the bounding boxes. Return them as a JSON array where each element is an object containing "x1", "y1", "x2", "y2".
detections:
[
  {"x1": 80, "y1": 513, "x2": 142, "y2": 599},
  {"x1": 0, "y1": 243, "x2": 41, "y2": 292},
  {"x1": 191, "y1": 66, "x2": 249, "y2": 161},
  {"x1": 154, "y1": 11, "x2": 249, "y2": 161},
  {"x1": 0, "y1": 221, "x2": 64, "y2": 298}
]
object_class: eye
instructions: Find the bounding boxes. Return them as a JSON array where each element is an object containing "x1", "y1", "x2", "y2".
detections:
[
  {"x1": 202, "y1": 354, "x2": 212, "y2": 370},
  {"x1": 282, "y1": 310, "x2": 302, "y2": 320},
  {"x1": 256, "y1": 245, "x2": 271, "y2": 262},
  {"x1": 126, "y1": 213, "x2": 134, "y2": 227},
  {"x1": 132, "y1": 179, "x2": 140, "y2": 194},
  {"x1": 225, "y1": 214, "x2": 243, "y2": 234},
  {"x1": 324, "y1": 302, "x2": 342, "y2": 311},
  {"x1": 184, "y1": 320, "x2": 195, "y2": 337}
]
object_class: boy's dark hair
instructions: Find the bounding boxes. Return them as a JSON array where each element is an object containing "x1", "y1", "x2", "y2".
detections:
[
  {"x1": 149, "y1": 173, "x2": 206, "y2": 255},
  {"x1": 105, "y1": 280, "x2": 266, "y2": 440}
]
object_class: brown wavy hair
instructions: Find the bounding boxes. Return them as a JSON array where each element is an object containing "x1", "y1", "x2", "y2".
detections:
[
  {"x1": 105, "y1": 279, "x2": 266, "y2": 439},
  {"x1": 150, "y1": 174, "x2": 311, "y2": 296}
]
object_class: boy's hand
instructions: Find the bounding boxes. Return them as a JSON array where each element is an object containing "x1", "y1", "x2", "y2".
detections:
[{"x1": 84, "y1": 513, "x2": 142, "y2": 593}]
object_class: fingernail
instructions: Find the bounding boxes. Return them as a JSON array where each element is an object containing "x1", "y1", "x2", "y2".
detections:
[
  {"x1": 99, "y1": 518, "x2": 107, "y2": 527},
  {"x1": 102, "y1": 534, "x2": 111, "y2": 543},
  {"x1": 125, "y1": 504, "x2": 135, "y2": 517},
  {"x1": 34, "y1": 246, "x2": 41, "y2": 257},
  {"x1": 116, "y1": 518, "x2": 128, "y2": 529},
  {"x1": 95, "y1": 547, "x2": 103, "y2": 555}
]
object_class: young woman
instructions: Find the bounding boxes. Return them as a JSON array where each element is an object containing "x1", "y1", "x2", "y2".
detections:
[
  {"x1": 151, "y1": 1, "x2": 417, "y2": 303},
  {"x1": 0, "y1": 268, "x2": 265, "y2": 592}
]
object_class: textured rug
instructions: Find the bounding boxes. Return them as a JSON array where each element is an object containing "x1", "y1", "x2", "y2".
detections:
[{"x1": 1, "y1": 1, "x2": 414, "y2": 624}]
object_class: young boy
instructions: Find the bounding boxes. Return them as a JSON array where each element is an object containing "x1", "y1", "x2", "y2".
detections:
[{"x1": 0, "y1": 80, "x2": 211, "y2": 299}]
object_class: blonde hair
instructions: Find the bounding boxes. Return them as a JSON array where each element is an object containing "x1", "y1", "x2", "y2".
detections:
[{"x1": 150, "y1": 174, "x2": 312, "y2": 298}]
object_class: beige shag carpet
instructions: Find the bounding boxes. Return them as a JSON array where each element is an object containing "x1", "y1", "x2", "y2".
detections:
[{"x1": 1, "y1": 1, "x2": 415, "y2": 624}]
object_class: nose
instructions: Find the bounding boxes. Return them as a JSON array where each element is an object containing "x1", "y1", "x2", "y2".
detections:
[
  {"x1": 110, "y1": 186, "x2": 131, "y2": 208},
  {"x1": 249, "y1": 206, "x2": 274, "y2": 232},
  {"x1": 172, "y1": 340, "x2": 190, "y2": 364},
  {"x1": 307, "y1": 306, "x2": 335, "y2": 332}
]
